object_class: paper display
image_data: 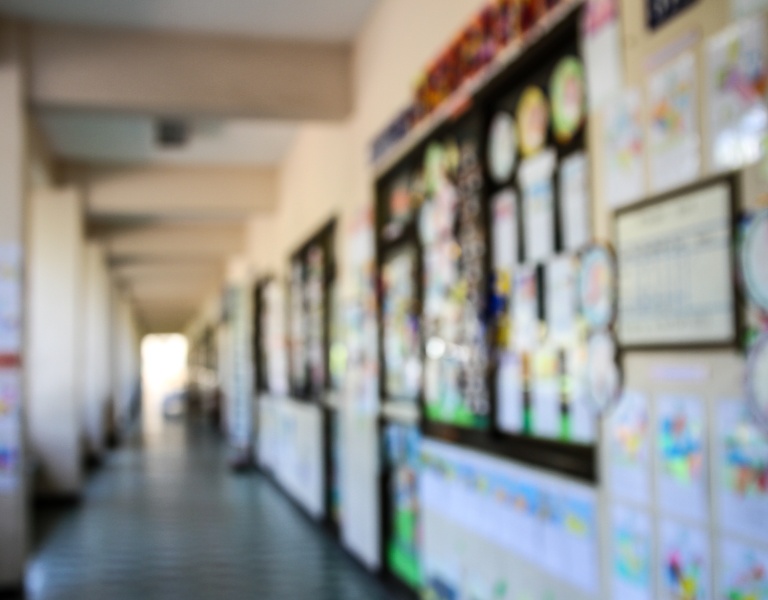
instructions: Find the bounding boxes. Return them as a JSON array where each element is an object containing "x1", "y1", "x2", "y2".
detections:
[
  {"x1": 732, "y1": 0, "x2": 768, "y2": 19},
  {"x1": 512, "y1": 266, "x2": 539, "y2": 352},
  {"x1": 655, "y1": 395, "x2": 708, "y2": 523},
  {"x1": 487, "y1": 112, "x2": 518, "y2": 184},
  {"x1": 716, "y1": 399, "x2": 768, "y2": 545},
  {"x1": 0, "y1": 244, "x2": 22, "y2": 354},
  {"x1": 519, "y1": 150, "x2": 556, "y2": 263},
  {"x1": 607, "y1": 390, "x2": 652, "y2": 505},
  {"x1": 531, "y1": 349, "x2": 562, "y2": 439},
  {"x1": 616, "y1": 182, "x2": 734, "y2": 346},
  {"x1": 546, "y1": 255, "x2": 578, "y2": 347},
  {"x1": 612, "y1": 504, "x2": 654, "y2": 600},
  {"x1": 497, "y1": 352, "x2": 525, "y2": 434},
  {"x1": 558, "y1": 152, "x2": 591, "y2": 251},
  {"x1": 582, "y1": 0, "x2": 624, "y2": 109},
  {"x1": 647, "y1": 52, "x2": 701, "y2": 193},
  {"x1": 0, "y1": 418, "x2": 21, "y2": 493},
  {"x1": 491, "y1": 189, "x2": 518, "y2": 271},
  {"x1": 658, "y1": 520, "x2": 711, "y2": 600},
  {"x1": 566, "y1": 347, "x2": 597, "y2": 443},
  {"x1": 720, "y1": 537, "x2": 768, "y2": 599},
  {"x1": 602, "y1": 89, "x2": 645, "y2": 208},
  {"x1": 707, "y1": 18, "x2": 768, "y2": 172}
]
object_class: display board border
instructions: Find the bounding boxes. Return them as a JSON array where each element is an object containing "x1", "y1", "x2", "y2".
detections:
[{"x1": 612, "y1": 172, "x2": 741, "y2": 352}]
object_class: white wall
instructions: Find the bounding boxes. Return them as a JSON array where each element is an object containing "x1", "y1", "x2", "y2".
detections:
[
  {"x1": 27, "y1": 185, "x2": 84, "y2": 497},
  {"x1": 81, "y1": 242, "x2": 112, "y2": 457}
]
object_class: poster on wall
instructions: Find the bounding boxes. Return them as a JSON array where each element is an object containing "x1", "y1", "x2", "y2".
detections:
[
  {"x1": 720, "y1": 537, "x2": 768, "y2": 599},
  {"x1": 531, "y1": 348, "x2": 563, "y2": 439},
  {"x1": 264, "y1": 282, "x2": 289, "y2": 396},
  {"x1": 385, "y1": 424, "x2": 421, "y2": 589},
  {"x1": 306, "y1": 246, "x2": 326, "y2": 393},
  {"x1": 519, "y1": 149, "x2": 557, "y2": 263},
  {"x1": 602, "y1": 89, "x2": 646, "y2": 209},
  {"x1": 732, "y1": 0, "x2": 768, "y2": 18},
  {"x1": 707, "y1": 18, "x2": 768, "y2": 172},
  {"x1": 611, "y1": 504, "x2": 654, "y2": 600},
  {"x1": 497, "y1": 351, "x2": 525, "y2": 434},
  {"x1": 558, "y1": 152, "x2": 591, "y2": 251},
  {"x1": 655, "y1": 394, "x2": 709, "y2": 524},
  {"x1": 0, "y1": 244, "x2": 22, "y2": 354},
  {"x1": 647, "y1": 52, "x2": 701, "y2": 193},
  {"x1": 716, "y1": 398, "x2": 768, "y2": 545},
  {"x1": 616, "y1": 181, "x2": 735, "y2": 347},
  {"x1": 582, "y1": 0, "x2": 624, "y2": 109},
  {"x1": 607, "y1": 390, "x2": 652, "y2": 505},
  {"x1": 658, "y1": 519, "x2": 711, "y2": 600}
]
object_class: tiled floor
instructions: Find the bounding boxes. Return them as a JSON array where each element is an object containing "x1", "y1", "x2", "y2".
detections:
[{"x1": 23, "y1": 418, "x2": 395, "y2": 600}]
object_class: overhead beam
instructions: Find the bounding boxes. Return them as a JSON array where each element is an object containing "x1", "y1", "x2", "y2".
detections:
[{"x1": 26, "y1": 23, "x2": 353, "y2": 120}]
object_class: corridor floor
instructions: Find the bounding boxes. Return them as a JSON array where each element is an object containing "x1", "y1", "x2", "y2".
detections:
[{"x1": 24, "y1": 418, "x2": 395, "y2": 600}]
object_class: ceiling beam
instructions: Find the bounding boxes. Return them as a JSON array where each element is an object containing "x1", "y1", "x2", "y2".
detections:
[{"x1": 25, "y1": 23, "x2": 353, "y2": 120}]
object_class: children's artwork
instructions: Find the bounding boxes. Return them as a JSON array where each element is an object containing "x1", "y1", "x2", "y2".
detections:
[
  {"x1": 263, "y1": 282, "x2": 289, "y2": 396},
  {"x1": 655, "y1": 395, "x2": 708, "y2": 523},
  {"x1": 0, "y1": 369, "x2": 20, "y2": 418},
  {"x1": 558, "y1": 152, "x2": 591, "y2": 252},
  {"x1": 578, "y1": 244, "x2": 616, "y2": 332},
  {"x1": 516, "y1": 86, "x2": 549, "y2": 157},
  {"x1": 602, "y1": 89, "x2": 645, "y2": 208},
  {"x1": 386, "y1": 424, "x2": 421, "y2": 589},
  {"x1": 612, "y1": 504, "x2": 654, "y2": 600},
  {"x1": 0, "y1": 418, "x2": 21, "y2": 493},
  {"x1": 648, "y1": 52, "x2": 701, "y2": 193},
  {"x1": 0, "y1": 244, "x2": 22, "y2": 354},
  {"x1": 491, "y1": 189, "x2": 518, "y2": 272},
  {"x1": 607, "y1": 390, "x2": 652, "y2": 505},
  {"x1": 585, "y1": 331, "x2": 620, "y2": 413},
  {"x1": 497, "y1": 351, "x2": 525, "y2": 434},
  {"x1": 658, "y1": 520, "x2": 711, "y2": 600},
  {"x1": 512, "y1": 266, "x2": 540, "y2": 352},
  {"x1": 550, "y1": 56, "x2": 586, "y2": 144},
  {"x1": 720, "y1": 537, "x2": 768, "y2": 600},
  {"x1": 382, "y1": 247, "x2": 421, "y2": 402},
  {"x1": 519, "y1": 149, "x2": 556, "y2": 262},
  {"x1": 741, "y1": 209, "x2": 768, "y2": 313},
  {"x1": 531, "y1": 348, "x2": 563, "y2": 439},
  {"x1": 582, "y1": 0, "x2": 624, "y2": 109},
  {"x1": 707, "y1": 18, "x2": 768, "y2": 171},
  {"x1": 306, "y1": 245, "x2": 326, "y2": 393},
  {"x1": 716, "y1": 398, "x2": 768, "y2": 544},
  {"x1": 748, "y1": 333, "x2": 768, "y2": 432},
  {"x1": 565, "y1": 346, "x2": 597, "y2": 444},
  {"x1": 546, "y1": 255, "x2": 578, "y2": 347},
  {"x1": 488, "y1": 112, "x2": 518, "y2": 184}
]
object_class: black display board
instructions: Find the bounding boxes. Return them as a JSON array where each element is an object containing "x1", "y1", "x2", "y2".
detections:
[{"x1": 374, "y1": 9, "x2": 596, "y2": 483}]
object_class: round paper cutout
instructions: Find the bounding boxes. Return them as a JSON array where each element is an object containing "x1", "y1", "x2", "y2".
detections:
[
  {"x1": 487, "y1": 112, "x2": 518, "y2": 184},
  {"x1": 516, "y1": 86, "x2": 549, "y2": 157},
  {"x1": 741, "y1": 209, "x2": 768, "y2": 312},
  {"x1": 578, "y1": 244, "x2": 617, "y2": 331},
  {"x1": 747, "y1": 333, "x2": 768, "y2": 432},
  {"x1": 550, "y1": 56, "x2": 586, "y2": 144},
  {"x1": 586, "y1": 331, "x2": 621, "y2": 414}
]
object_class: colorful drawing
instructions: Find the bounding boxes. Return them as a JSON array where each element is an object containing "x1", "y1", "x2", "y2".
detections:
[
  {"x1": 550, "y1": 56, "x2": 586, "y2": 144},
  {"x1": 722, "y1": 540, "x2": 768, "y2": 600},
  {"x1": 659, "y1": 404, "x2": 704, "y2": 484},
  {"x1": 660, "y1": 522, "x2": 710, "y2": 600},
  {"x1": 516, "y1": 86, "x2": 549, "y2": 157},
  {"x1": 724, "y1": 413, "x2": 768, "y2": 497},
  {"x1": 612, "y1": 506, "x2": 652, "y2": 599}
]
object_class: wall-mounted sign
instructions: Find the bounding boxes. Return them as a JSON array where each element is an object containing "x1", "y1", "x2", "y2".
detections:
[{"x1": 646, "y1": 0, "x2": 699, "y2": 31}]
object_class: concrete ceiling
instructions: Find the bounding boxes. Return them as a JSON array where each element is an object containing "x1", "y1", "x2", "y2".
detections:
[
  {"x1": 40, "y1": 110, "x2": 298, "y2": 167},
  {"x1": 0, "y1": 0, "x2": 377, "y2": 42}
]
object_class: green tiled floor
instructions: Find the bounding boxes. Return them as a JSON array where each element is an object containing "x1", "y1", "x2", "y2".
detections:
[{"x1": 24, "y1": 419, "x2": 394, "y2": 600}]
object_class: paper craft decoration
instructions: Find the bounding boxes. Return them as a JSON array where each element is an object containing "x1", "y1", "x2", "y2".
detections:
[
  {"x1": 648, "y1": 52, "x2": 701, "y2": 193},
  {"x1": 487, "y1": 112, "x2": 518, "y2": 183},
  {"x1": 655, "y1": 394, "x2": 708, "y2": 523},
  {"x1": 585, "y1": 331, "x2": 620, "y2": 413},
  {"x1": 658, "y1": 520, "x2": 711, "y2": 600},
  {"x1": 602, "y1": 89, "x2": 646, "y2": 208},
  {"x1": 716, "y1": 398, "x2": 768, "y2": 544},
  {"x1": 747, "y1": 333, "x2": 768, "y2": 432},
  {"x1": 741, "y1": 209, "x2": 768, "y2": 312},
  {"x1": 707, "y1": 18, "x2": 768, "y2": 171},
  {"x1": 558, "y1": 152, "x2": 591, "y2": 251},
  {"x1": 612, "y1": 504, "x2": 653, "y2": 600},
  {"x1": 519, "y1": 149, "x2": 556, "y2": 262},
  {"x1": 578, "y1": 244, "x2": 616, "y2": 331},
  {"x1": 550, "y1": 56, "x2": 586, "y2": 144},
  {"x1": 616, "y1": 181, "x2": 735, "y2": 347},
  {"x1": 607, "y1": 390, "x2": 652, "y2": 505},
  {"x1": 517, "y1": 86, "x2": 550, "y2": 157},
  {"x1": 720, "y1": 537, "x2": 768, "y2": 600}
]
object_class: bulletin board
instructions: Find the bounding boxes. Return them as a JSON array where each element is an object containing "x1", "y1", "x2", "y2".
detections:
[{"x1": 373, "y1": 8, "x2": 597, "y2": 483}]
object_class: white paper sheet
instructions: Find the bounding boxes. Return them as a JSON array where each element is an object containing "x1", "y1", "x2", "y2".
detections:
[
  {"x1": 716, "y1": 399, "x2": 768, "y2": 545},
  {"x1": 558, "y1": 152, "x2": 591, "y2": 251},
  {"x1": 497, "y1": 352, "x2": 525, "y2": 434},
  {"x1": 658, "y1": 520, "x2": 712, "y2": 600},
  {"x1": 582, "y1": 0, "x2": 624, "y2": 110},
  {"x1": 512, "y1": 265, "x2": 539, "y2": 352},
  {"x1": 719, "y1": 536, "x2": 768, "y2": 599},
  {"x1": 655, "y1": 394, "x2": 709, "y2": 524},
  {"x1": 648, "y1": 52, "x2": 701, "y2": 193},
  {"x1": 546, "y1": 255, "x2": 578, "y2": 347},
  {"x1": 602, "y1": 89, "x2": 646, "y2": 208},
  {"x1": 491, "y1": 189, "x2": 518, "y2": 270},
  {"x1": 607, "y1": 390, "x2": 652, "y2": 506},
  {"x1": 0, "y1": 244, "x2": 22, "y2": 354},
  {"x1": 519, "y1": 150, "x2": 557, "y2": 263},
  {"x1": 611, "y1": 504, "x2": 654, "y2": 600}
]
